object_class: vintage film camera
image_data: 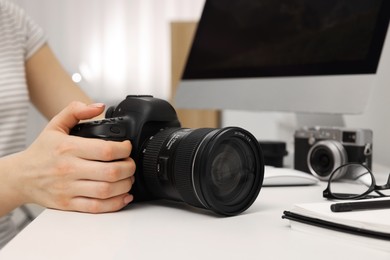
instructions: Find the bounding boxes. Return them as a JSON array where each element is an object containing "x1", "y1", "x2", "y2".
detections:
[
  {"x1": 70, "y1": 95, "x2": 264, "y2": 216},
  {"x1": 294, "y1": 126, "x2": 373, "y2": 181}
]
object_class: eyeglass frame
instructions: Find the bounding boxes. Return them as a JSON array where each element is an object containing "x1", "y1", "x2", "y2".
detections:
[{"x1": 323, "y1": 162, "x2": 390, "y2": 200}]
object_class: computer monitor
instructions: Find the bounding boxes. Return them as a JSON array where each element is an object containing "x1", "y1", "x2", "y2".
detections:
[{"x1": 175, "y1": 0, "x2": 390, "y2": 126}]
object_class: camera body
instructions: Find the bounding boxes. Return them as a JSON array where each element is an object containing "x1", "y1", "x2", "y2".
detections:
[
  {"x1": 71, "y1": 95, "x2": 181, "y2": 201},
  {"x1": 294, "y1": 126, "x2": 373, "y2": 180},
  {"x1": 70, "y1": 95, "x2": 264, "y2": 216}
]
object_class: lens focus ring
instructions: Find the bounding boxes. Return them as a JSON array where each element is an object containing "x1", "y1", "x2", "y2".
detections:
[
  {"x1": 174, "y1": 129, "x2": 216, "y2": 209},
  {"x1": 142, "y1": 128, "x2": 180, "y2": 198}
]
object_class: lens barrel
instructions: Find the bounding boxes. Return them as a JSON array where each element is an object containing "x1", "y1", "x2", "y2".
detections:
[{"x1": 141, "y1": 127, "x2": 264, "y2": 216}]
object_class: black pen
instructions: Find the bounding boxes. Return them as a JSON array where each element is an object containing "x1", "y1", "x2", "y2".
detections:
[{"x1": 330, "y1": 199, "x2": 390, "y2": 212}]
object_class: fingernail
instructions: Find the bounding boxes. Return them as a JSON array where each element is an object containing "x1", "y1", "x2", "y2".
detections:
[
  {"x1": 88, "y1": 103, "x2": 105, "y2": 108},
  {"x1": 124, "y1": 194, "x2": 133, "y2": 205}
]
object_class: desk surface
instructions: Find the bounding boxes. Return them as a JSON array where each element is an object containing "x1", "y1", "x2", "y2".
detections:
[{"x1": 1, "y1": 180, "x2": 389, "y2": 259}]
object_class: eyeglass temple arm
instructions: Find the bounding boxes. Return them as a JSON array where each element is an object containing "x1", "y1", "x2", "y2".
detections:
[{"x1": 375, "y1": 173, "x2": 390, "y2": 190}]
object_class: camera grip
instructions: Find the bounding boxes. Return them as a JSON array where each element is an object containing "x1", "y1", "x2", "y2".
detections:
[{"x1": 70, "y1": 118, "x2": 127, "y2": 141}]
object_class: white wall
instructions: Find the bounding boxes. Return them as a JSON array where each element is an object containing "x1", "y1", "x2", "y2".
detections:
[{"x1": 14, "y1": 0, "x2": 205, "y2": 101}]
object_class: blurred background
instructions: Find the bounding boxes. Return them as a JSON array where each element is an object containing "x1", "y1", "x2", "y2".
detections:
[
  {"x1": 13, "y1": 0, "x2": 205, "y2": 101},
  {"x1": 10, "y1": 0, "x2": 390, "y2": 168}
]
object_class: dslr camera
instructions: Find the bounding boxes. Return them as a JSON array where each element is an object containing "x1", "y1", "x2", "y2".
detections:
[
  {"x1": 70, "y1": 95, "x2": 264, "y2": 216},
  {"x1": 294, "y1": 126, "x2": 373, "y2": 181}
]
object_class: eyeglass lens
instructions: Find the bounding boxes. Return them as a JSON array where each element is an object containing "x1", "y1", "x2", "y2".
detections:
[{"x1": 329, "y1": 164, "x2": 373, "y2": 199}]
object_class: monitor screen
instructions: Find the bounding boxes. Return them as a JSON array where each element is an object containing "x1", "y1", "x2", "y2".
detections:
[{"x1": 175, "y1": 0, "x2": 390, "y2": 115}]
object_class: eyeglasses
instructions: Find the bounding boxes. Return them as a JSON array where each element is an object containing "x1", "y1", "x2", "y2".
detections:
[{"x1": 323, "y1": 163, "x2": 390, "y2": 200}]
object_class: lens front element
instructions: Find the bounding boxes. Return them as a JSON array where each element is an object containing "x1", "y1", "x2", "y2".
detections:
[
  {"x1": 192, "y1": 128, "x2": 263, "y2": 216},
  {"x1": 207, "y1": 138, "x2": 256, "y2": 211},
  {"x1": 210, "y1": 140, "x2": 249, "y2": 201}
]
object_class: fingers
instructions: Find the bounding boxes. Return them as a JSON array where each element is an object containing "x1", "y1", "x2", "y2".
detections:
[
  {"x1": 79, "y1": 139, "x2": 131, "y2": 161},
  {"x1": 64, "y1": 149, "x2": 136, "y2": 214},
  {"x1": 48, "y1": 167, "x2": 136, "y2": 213},
  {"x1": 71, "y1": 176, "x2": 135, "y2": 200},
  {"x1": 74, "y1": 157, "x2": 136, "y2": 182},
  {"x1": 56, "y1": 137, "x2": 132, "y2": 161},
  {"x1": 47, "y1": 101, "x2": 106, "y2": 134},
  {"x1": 66, "y1": 194, "x2": 134, "y2": 214}
]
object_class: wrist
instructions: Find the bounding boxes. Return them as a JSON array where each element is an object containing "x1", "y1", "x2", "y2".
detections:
[{"x1": 0, "y1": 152, "x2": 29, "y2": 216}]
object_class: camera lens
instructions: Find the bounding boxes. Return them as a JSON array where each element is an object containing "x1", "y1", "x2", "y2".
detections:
[
  {"x1": 307, "y1": 140, "x2": 348, "y2": 181},
  {"x1": 141, "y1": 127, "x2": 264, "y2": 216}
]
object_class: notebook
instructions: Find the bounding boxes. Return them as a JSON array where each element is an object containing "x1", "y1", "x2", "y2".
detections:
[{"x1": 282, "y1": 198, "x2": 390, "y2": 251}]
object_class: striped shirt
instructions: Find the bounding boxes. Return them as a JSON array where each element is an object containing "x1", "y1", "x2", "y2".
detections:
[{"x1": 0, "y1": 0, "x2": 46, "y2": 249}]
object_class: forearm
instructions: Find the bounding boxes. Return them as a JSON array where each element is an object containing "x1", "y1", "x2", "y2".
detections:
[
  {"x1": 26, "y1": 44, "x2": 94, "y2": 120},
  {"x1": 0, "y1": 152, "x2": 27, "y2": 217}
]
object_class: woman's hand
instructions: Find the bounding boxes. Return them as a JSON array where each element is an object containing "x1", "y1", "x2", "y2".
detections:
[{"x1": 5, "y1": 102, "x2": 136, "y2": 214}]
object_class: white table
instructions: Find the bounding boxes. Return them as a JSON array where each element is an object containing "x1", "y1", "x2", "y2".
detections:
[{"x1": 1, "y1": 180, "x2": 389, "y2": 259}]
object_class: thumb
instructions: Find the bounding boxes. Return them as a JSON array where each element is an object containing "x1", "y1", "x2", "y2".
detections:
[{"x1": 46, "y1": 101, "x2": 105, "y2": 134}]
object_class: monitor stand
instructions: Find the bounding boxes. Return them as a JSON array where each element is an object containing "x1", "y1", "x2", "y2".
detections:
[{"x1": 295, "y1": 113, "x2": 345, "y2": 128}]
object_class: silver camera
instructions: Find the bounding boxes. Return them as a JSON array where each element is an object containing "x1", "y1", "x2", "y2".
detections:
[{"x1": 294, "y1": 126, "x2": 373, "y2": 181}]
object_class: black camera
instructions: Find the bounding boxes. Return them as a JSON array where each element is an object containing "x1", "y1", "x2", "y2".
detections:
[
  {"x1": 294, "y1": 126, "x2": 373, "y2": 181},
  {"x1": 70, "y1": 95, "x2": 264, "y2": 216}
]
